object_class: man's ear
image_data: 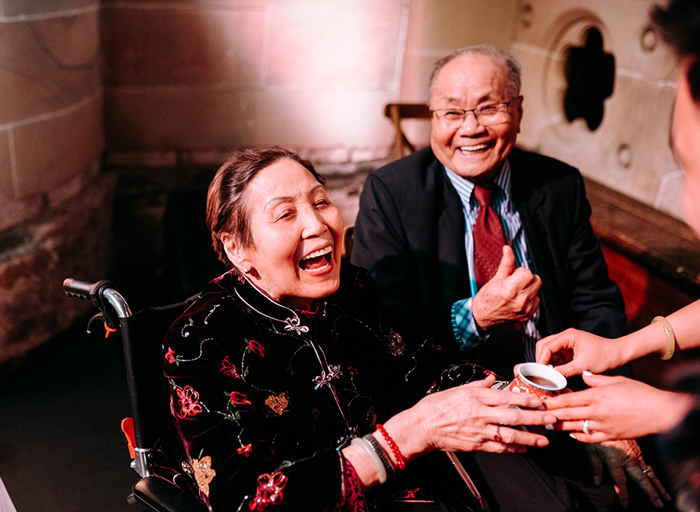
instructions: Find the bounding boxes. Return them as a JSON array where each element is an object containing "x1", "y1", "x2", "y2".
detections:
[{"x1": 221, "y1": 233, "x2": 250, "y2": 271}]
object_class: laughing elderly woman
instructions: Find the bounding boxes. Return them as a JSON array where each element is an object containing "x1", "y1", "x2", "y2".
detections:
[{"x1": 157, "y1": 146, "x2": 559, "y2": 512}]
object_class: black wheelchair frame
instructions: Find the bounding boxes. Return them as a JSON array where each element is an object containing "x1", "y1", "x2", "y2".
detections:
[{"x1": 63, "y1": 278, "x2": 207, "y2": 512}]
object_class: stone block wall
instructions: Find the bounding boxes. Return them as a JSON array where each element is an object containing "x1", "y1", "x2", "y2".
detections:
[
  {"x1": 511, "y1": 0, "x2": 683, "y2": 220},
  {"x1": 0, "y1": 1, "x2": 110, "y2": 365},
  {"x1": 101, "y1": 0, "x2": 411, "y2": 166}
]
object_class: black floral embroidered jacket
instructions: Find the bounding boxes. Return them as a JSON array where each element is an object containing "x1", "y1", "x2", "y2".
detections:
[{"x1": 158, "y1": 263, "x2": 485, "y2": 511}]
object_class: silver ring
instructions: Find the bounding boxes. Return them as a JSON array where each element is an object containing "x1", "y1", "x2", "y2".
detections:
[{"x1": 583, "y1": 419, "x2": 589, "y2": 434}]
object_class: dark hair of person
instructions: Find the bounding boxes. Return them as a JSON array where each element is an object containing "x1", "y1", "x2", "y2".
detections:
[
  {"x1": 651, "y1": 0, "x2": 700, "y2": 101},
  {"x1": 206, "y1": 146, "x2": 325, "y2": 269},
  {"x1": 427, "y1": 44, "x2": 522, "y2": 103}
]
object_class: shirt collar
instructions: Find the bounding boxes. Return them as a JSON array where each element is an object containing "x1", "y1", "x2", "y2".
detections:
[{"x1": 443, "y1": 159, "x2": 512, "y2": 210}]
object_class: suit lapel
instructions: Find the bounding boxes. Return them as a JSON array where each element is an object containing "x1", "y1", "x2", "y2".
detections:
[
  {"x1": 510, "y1": 152, "x2": 564, "y2": 336},
  {"x1": 430, "y1": 158, "x2": 471, "y2": 302}
]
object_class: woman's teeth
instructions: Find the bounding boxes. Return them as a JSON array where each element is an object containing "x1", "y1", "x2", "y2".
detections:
[
  {"x1": 299, "y1": 247, "x2": 332, "y2": 270},
  {"x1": 303, "y1": 247, "x2": 331, "y2": 260}
]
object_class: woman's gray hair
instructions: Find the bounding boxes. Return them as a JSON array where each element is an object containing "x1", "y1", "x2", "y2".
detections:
[{"x1": 427, "y1": 45, "x2": 522, "y2": 103}]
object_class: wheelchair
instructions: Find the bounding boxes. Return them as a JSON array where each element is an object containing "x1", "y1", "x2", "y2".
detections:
[
  {"x1": 63, "y1": 278, "x2": 207, "y2": 512},
  {"x1": 62, "y1": 277, "x2": 488, "y2": 512}
]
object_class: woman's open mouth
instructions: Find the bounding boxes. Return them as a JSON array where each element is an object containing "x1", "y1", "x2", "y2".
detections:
[{"x1": 299, "y1": 246, "x2": 333, "y2": 271}]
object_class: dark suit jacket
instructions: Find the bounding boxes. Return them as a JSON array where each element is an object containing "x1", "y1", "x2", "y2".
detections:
[{"x1": 351, "y1": 146, "x2": 627, "y2": 353}]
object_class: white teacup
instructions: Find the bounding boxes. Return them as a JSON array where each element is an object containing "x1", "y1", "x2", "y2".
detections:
[{"x1": 507, "y1": 362, "x2": 567, "y2": 399}]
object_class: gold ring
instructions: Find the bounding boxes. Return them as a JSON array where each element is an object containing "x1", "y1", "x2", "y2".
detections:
[{"x1": 642, "y1": 466, "x2": 655, "y2": 478}]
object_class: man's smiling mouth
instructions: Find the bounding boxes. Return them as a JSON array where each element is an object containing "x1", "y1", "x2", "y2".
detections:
[{"x1": 459, "y1": 142, "x2": 492, "y2": 154}]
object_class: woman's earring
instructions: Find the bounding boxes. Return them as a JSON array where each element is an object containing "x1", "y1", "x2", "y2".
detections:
[{"x1": 243, "y1": 267, "x2": 251, "y2": 275}]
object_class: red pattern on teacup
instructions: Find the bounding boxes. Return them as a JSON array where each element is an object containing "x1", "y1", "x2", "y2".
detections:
[{"x1": 507, "y1": 375, "x2": 560, "y2": 399}]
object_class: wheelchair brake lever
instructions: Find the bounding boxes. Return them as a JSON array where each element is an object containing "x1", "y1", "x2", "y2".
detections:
[{"x1": 86, "y1": 312, "x2": 106, "y2": 335}]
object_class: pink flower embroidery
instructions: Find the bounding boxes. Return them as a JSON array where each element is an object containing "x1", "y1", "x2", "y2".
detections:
[
  {"x1": 248, "y1": 339, "x2": 265, "y2": 357},
  {"x1": 165, "y1": 348, "x2": 176, "y2": 364},
  {"x1": 237, "y1": 443, "x2": 253, "y2": 457},
  {"x1": 220, "y1": 356, "x2": 242, "y2": 379},
  {"x1": 248, "y1": 471, "x2": 288, "y2": 511},
  {"x1": 230, "y1": 391, "x2": 252, "y2": 406},
  {"x1": 177, "y1": 385, "x2": 203, "y2": 417}
]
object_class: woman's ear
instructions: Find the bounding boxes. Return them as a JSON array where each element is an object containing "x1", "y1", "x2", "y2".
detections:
[{"x1": 221, "y1": 233, "x2": 250, "y2": 272}]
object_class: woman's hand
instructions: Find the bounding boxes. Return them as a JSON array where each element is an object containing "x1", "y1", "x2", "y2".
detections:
[
  {"x1": 386, "y1": 374, "x2": 558, "y2": 460},
  {"x1": 543, "y1": 373, "x2": 694, "y2": 442},
  {"x1": 586, "y1": 439, "x2": 671, "y2": 508},
  {"x1": 535, "y1": 328, "x2": 626, "y2": 377}
]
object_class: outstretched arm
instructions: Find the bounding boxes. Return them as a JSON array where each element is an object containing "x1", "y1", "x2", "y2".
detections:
[
  {"x1": 537, "y1": 300, "x2": 700, "y2": 377},
  {"x1": 543, "y1": 373, "x2": 695, "y2": 441},
  {"x1": 343, "y1": 374, "x2": 557, "y2": 489}
]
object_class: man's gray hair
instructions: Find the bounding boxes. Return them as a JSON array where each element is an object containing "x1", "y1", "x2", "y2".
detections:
[{"x1": 427, "y1": 44, "x2": 522, "y2": 103}]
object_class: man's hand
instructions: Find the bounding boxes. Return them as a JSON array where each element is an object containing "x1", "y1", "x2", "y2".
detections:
[
  {"x1": 586, "y1": 440, "x2": 671, "y2": 508},
  {"x1": 472, "y1": 246, "x2": 542, "y2": 330}
]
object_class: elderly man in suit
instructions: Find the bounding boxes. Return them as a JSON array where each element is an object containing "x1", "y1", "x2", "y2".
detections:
[
  {"x1": 351, "y1": 45, "x2": 664, "y2": 511},
  {"x1": 352, "y1": 45, "x2": 626, "y2": 379}
]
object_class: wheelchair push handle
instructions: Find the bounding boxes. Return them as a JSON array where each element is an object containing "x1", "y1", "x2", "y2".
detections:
[
  {"x1": 62, "y1": 278, "x2": 94, "y2": 299},
  {"x1": 63, "y1": 278, "x2": 133, "y2": 332}
]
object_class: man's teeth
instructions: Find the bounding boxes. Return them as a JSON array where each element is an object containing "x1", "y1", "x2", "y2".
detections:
[
  {"x1": 460, "y1": 144, "x2": 489, "y2": 153},
  {"x1": 302, "y1": 247, "x2": 332, "y2": 261}
]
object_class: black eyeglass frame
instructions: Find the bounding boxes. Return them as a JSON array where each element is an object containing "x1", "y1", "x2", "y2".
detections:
[{"x1": 430, "y1": 96, "x2": 523, "y2": 126}]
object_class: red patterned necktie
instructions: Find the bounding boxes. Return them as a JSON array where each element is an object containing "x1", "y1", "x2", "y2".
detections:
[
  {"x1": 472, "y1": 183, "x2": 522, "y2": 379},
  {"x1": 472, "y1": 184, "x2": 507, "y2": 289}
]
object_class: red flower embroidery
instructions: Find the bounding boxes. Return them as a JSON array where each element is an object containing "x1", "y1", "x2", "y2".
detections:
[
  {"x1": 249, "y1": 471, "x2": 288, "y2": 511},
  {"x1": 248, "y1": 339, "x2": 265, "y2": 357},
  {"x1": 404, "y1": 488, "x2": 420, "y2": 500},
  {"x1": 165, "y1": 348, "x2": 176, "y2": 364},
  {"x1": 347, "y1": 366, "x2": 359, "y2": 376},
  {"x1": 220, "y1": 356, "x2": 241, "y2": 379},
  {"x1": 177, "y1": 385, "x2": 203, "y2": 417},
  {"x1": 230, "y1": 391, "x2": 252, "y2": 405},
  {"x1": 237, "y1": 443, "x2": 253, "y2": 457}
]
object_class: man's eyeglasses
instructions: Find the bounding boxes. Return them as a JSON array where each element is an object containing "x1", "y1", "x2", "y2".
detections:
[{"x1": 430, "y1": 96, "x2": 522, "y2": 129}]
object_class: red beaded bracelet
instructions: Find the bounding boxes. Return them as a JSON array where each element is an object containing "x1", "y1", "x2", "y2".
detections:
[{"x1": 376, "y1": 424, "x2": 406, "y2": 471}]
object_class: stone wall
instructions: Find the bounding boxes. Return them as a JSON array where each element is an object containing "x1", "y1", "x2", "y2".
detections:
[
  {"x1": 101, "y1": 0, "x2": 411, "y2": 166},
  {"x1": 511, "y1": 0, "x2": 683, "y2": 220},
  {"x1": 0, "y1": 1, "x2": 109, "y2": 365}
]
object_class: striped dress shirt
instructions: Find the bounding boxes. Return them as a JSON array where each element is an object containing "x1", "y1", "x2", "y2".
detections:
[{"x1": 444, "y1": 159, "x2": 541, "y2": 362}]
